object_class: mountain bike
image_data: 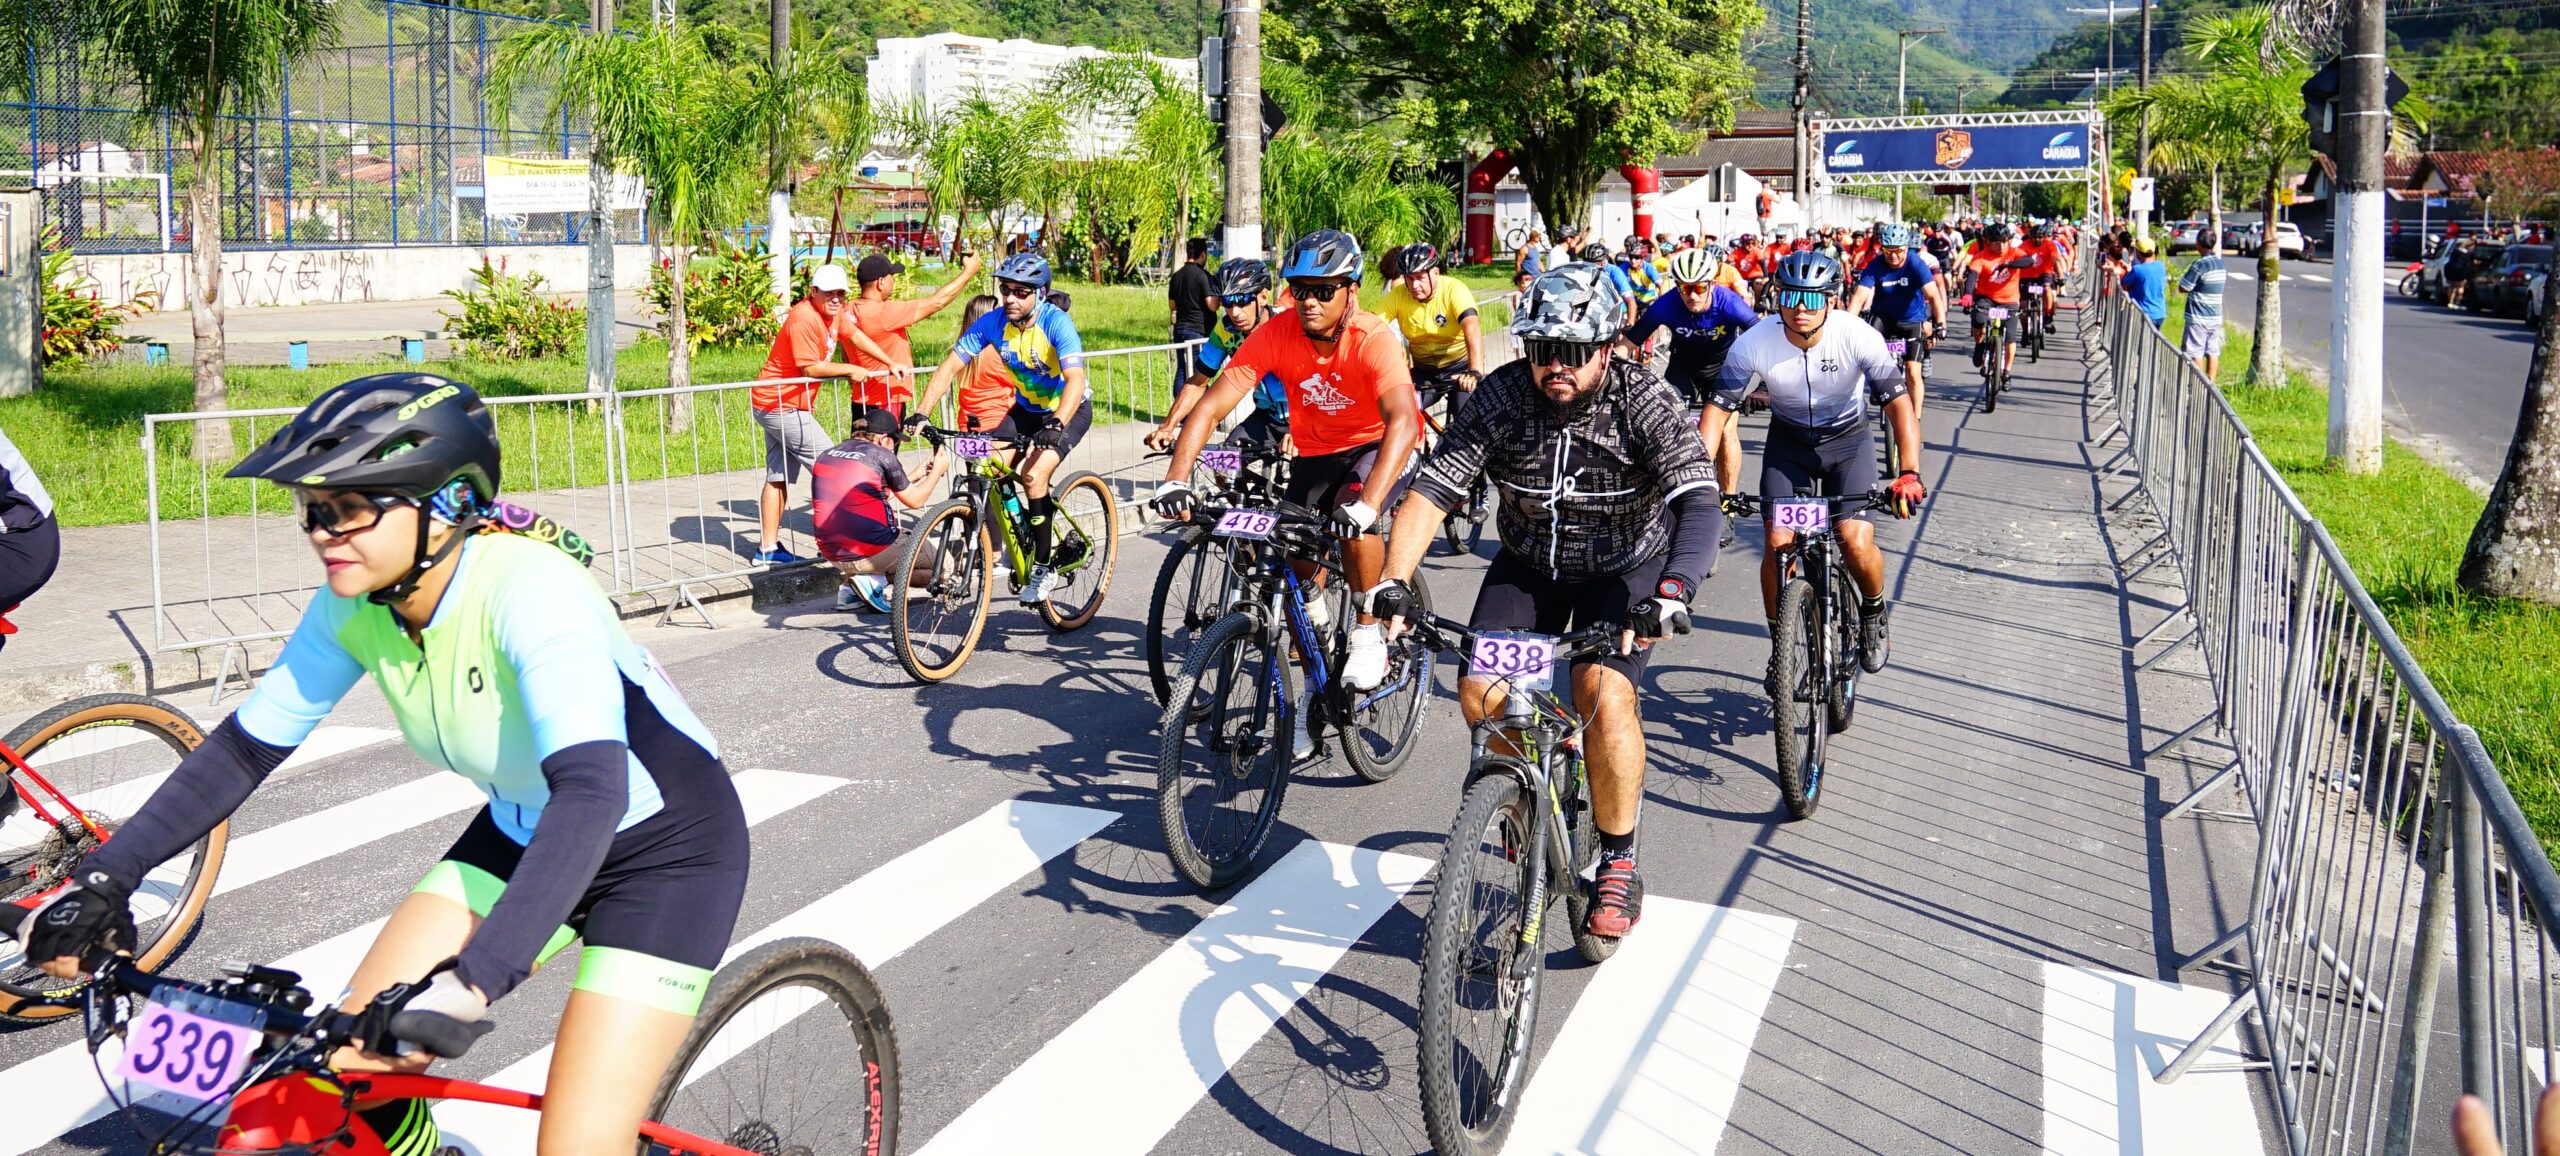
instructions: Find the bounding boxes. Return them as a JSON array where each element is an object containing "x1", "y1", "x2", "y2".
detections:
[
  {"x1": 3, "y1": 692, "x2": 223, "y2": 1022},
  {"x1": 889, "y1": 425, "x2": 1121, "y2": 683},
  {"x1": 1145, "y1": 439, "x2": 1290, "y2": 705},
  {"x1": 2022, "y1": 279, "x2": 2050, "y2": 362},
  {"x1": 1406, "y1": 618, "x2": 1625, "y2": 1156},
  {"x1": 25, "y1": 942, "x2": 895, "y2": 1156},
  {"x1": 1154, "y1": 499, "x2": 1435, "y2": 890},
  {"x1": 1726, "y1": 490, "x2": 1892, "y2": 821},
  {"x1": 1976, "y1": 305, "x2": 2012, "y2": 413}
]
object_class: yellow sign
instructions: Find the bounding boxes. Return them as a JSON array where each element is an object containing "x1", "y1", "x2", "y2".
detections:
[
  {"x1": 2118, "y1": 168, "x2": 2136, "y2": 192},
  {"x1": 2277, "y1": 186, "x2": 2297, "y2": 206}
]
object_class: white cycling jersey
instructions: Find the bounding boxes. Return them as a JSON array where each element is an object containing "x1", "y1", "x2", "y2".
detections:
[{"x1": 1713, "y1": 312, "x2": 1908, "y2": 432}]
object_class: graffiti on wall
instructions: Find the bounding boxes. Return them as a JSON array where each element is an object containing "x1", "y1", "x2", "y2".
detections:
[{"x1": 72, "y1": 248, "x2": 381, "y2": 311}]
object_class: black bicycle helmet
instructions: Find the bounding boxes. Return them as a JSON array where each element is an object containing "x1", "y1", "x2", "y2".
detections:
[
  {"x1": 1215, "y1": 257, "x2": 1272, "y2": 298},
  {"x1": 1983, "y1": 223, "x2": 2014, "y2": 244},
  {"x1": 1279, "y1": 228, "x2": 1364, "y2": 281},
  {"x1": 1392, "y1": 242, "x2": 1439, "y2": 275},
  {"x1": 1770, "y1": 250, "x2": 1844, "y2": 296},
  {"x1": 2026, "y1": 222, "x2": 2050, "y2": 240},
  {"x1": 1578, "y1": 241, "x2": 1611, "y2": 264},
  {"x1": 995, "y1": 251, "x2": 1053, "y2": 289},
  {"x1": 229, "y1": 373, "x2": 500, "y2": 502}
]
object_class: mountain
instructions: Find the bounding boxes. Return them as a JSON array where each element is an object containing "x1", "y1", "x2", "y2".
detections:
[{"x1": 481, "y1": 0, "x2": 1209, "y2": 68}]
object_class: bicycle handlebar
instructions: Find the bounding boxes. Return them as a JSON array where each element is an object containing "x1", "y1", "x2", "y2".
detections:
[
  {"x1": 1401, "y1": 614, "x2": 1621, "y2": 665},
  {"x1": 44, "y1": 958, "x2": 489, "y2": 1062},
  {"x1": 1721, "y1": 490, "x2": 1893, "y2": 520}
]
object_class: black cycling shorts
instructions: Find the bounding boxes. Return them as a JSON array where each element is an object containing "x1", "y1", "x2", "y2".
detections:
[
  {"x1": 1284, "y1": 441, "x2": 1410, "y2": 532},
  {"x1": 1660, "y1": 359, "x2": 1727, "y2": 408},
  {"x1": 1873, "y1": 318, "x2": 1930, "y2": 364},
  {"x1": 1414, "y1": 362, "x2": 1476, "y2": 420},
  {"x1": 1467, "y1": 548, "x2": 1664, "y2": 687},
  {"x1": 982, "y1": 399, "x2": 1093, "y2": 454},
  {"x1": 1968, "y1": 302, "x2": 2022, "y2": 345},
  {"x1": 1762, "y1": 420, "x2": 1877, "y2": 524}
]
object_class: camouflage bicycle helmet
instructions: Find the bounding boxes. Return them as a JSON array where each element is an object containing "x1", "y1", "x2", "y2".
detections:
[{"x1": 1511, "y1": 264, "x2": 1626, "y2": 344}]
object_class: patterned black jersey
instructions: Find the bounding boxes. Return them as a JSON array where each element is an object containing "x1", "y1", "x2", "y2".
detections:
[{"x1": 1413, "y1": 355, "x2": 1718, "y2": 581}]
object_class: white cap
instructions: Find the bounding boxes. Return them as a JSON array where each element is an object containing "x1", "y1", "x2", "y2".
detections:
[{"x1": 810, "y1": 264, "x2": 851, "y2": 293}]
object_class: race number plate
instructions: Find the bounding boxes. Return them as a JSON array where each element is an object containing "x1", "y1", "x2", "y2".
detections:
[
  {"x1": 116, "y1": 992, "x2": 265, "y2": 1113},
  {"x1": 953, "y1": 436, "x2": 993, "y2": 460},
  {"x1": 1986, "y1": 307, "x2": 2011, "y2": 321},
  {"x1": 1771, "y1": 498, "x2": 1831, "y2": 535},
  {"x1": 1200, "y1": 447, "x2": 1244, "y2": 474},
  {"x1": 2027, "y1": 283, "x2": 2046, "y2": 295},
  {"x1": 1884, "y1": 339, "x2": 1908, "y2": 356},
  {"x1": 1212, "y1": 508, "x2": 1278, "y2": 540},
  {"x1": 1469, "y1": 631, "x2": 1557, "y2": 692}
]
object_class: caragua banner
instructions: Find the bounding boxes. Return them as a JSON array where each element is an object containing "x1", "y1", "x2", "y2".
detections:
[{"x1": 1819, "y1": 124, "x2": 2092, "y2": 177}]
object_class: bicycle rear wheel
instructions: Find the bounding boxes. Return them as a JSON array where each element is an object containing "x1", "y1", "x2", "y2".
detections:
[
  {"x1": 1, "y1": 694, "x2": 219, "y2": 1021},
  {"x1": 1418, "y1": 771, "x2": 1545, "y2": 1156},
  {"x1": 891, "y1": 498, "x2": 994, "y2": 683},
  {"x1": 1145, "y1": 527, "x2": 1235, "y2": 706},
  {"x1": 647, "y1": 936, "x2": 899, "y2": 1156},
  {"x1": 1157, "y1": 613, "x2": 1291, "y2": 890},
  {"x1": 1037, "y1": 471, "x2": 1121, "y2": 632},
  {"x1": 1441, "y1": 476, "x2": 1490, "y2": 557},
  {"x1": 1340, "y1": 575, "x2": 1434, "y2": 784},
  {"x1": 1768, "y1": 579, "x2": 1826, "y2": 820},
  {"x1": 1827, "y1": 567, "x2": 1862, "y2": 735}
]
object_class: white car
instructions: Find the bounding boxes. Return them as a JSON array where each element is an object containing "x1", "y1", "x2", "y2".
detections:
[{"x1": 2270, "y1": 221, "x2": 2308, "y2": 258}]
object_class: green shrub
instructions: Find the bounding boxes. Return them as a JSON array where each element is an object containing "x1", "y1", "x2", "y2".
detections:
[
  {"x1": 439, "y1": 257, "x2": 583, "y2": 360},
  {"x1": 40, "y1": 227, "x2": 151, "y2": 369},
  {"x1": 645, "y1": 238, "x2": 781, "y2": 350}
]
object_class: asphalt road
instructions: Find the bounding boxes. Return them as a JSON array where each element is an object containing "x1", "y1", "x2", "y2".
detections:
[
  {"x1": 2215, "y1": 256, "x2": 2539, "y2": 481},
  {"x1": 0, "y1": 312, "x2": 2276, "y2": 1155}
]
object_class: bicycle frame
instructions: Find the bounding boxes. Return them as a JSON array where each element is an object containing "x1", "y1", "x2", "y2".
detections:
[
  {"x1": 1466, "y1": 699, "x2": 1587, "y2": 966},
  {"x1": 2, "y1": 738, "x2": 109, "y2": 842},
  {"x1": 215, "y1": 1071, "x2": 769, "y2": 1156},
  {"x1": 951, "y1": 447, "x2": 1098, "y2": 580}
]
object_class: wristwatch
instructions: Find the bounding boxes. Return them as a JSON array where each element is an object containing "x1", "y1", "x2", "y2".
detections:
[{"x1": 1656, "y1": 577, "x2": 1691, "y2": 603}]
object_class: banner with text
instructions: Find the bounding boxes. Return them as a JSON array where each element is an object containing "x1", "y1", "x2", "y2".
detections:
[
  {"x1": 481, "y1": 156, "x2": 648, "y2": 217},
  {"x1": 1819, "y1": 124, "x2": 2092, "y2": 177}
]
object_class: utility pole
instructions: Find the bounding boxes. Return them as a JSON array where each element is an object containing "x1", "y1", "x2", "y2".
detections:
[
  {"x1": 585, "y1": 0, "x2": 615, "y2": 400},
  {"x1": 1220, "y1": 0, "x2": 1264, "y2": 259},
  {"x1": 1894, "y1": 27, "x2": 1943, "y2": 219},
  {"x1": 1791, "y1": 0, "x2": 1812, "y2": 222},
  {"x1": 1958, "y1": 81, "x2": 1985, "y2": 113},
  {"x1": 2137, "y1": 0, "x2": 2153, "y2": 182},
  {"x1": 2329, "y1": 0, "x2": 2387, "y2": 472},
  {"x1": 769, "y1": 0, "x2": 793, "y2": 305}
]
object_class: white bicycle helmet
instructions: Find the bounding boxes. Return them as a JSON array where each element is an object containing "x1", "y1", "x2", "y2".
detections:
[{"x1": 1666, "y1": 246, "x2": 1720, "y2": 286}]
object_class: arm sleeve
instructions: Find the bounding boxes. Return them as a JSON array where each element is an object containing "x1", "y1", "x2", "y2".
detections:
[
  {"x1": 1659, "y1": 486, "x2": 1725, "y2": 600},
  {"x1": 452, "y1": 739, "x2": 626, "y2": 1001},
  {"x1": 81, "y1": 716, "x2": 293, "y2": 887}
]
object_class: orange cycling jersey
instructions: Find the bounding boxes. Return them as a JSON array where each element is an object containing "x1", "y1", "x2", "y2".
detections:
[
  {"x1": 1966, "y1": 249, "x2": 2026, "y2": 306},
  {"x1": 1215, "y1": 311, "x2": 1413, "y2": 457},
  {"x1": 2016, "y1": 240, "x2": 2067, "y2": 281}
]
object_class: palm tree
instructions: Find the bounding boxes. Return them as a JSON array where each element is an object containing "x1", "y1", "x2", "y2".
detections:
[
  {"x1": 884, "y1": 91, "x2": 1073, "y2": 257},
  {"x1": 1050, "y1": 53, "x2": 1220, "y2": 273}
]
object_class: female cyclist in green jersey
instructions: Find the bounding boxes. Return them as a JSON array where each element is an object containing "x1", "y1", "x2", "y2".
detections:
[{"x1": 8, "y1": 374, "x2": 751, "y2": 1155}]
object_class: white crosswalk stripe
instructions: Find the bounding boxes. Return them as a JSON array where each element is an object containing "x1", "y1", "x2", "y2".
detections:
[
  {"x1": 2303, "y1": 273, "x2": 2333, "y2": 283},
  {"x1": 2042, "y1": 964, "x2": 2268, "y2": 1156}
]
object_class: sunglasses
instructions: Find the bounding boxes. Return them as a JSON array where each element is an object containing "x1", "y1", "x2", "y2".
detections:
[
  {"x1": 1219, "y1": 292, "x2": 1262, "y2": 307},
  {"x1": 1525, "y1": 338, "x2": 1606, "y2": 367},
  {"x1": 1287, "y1": 280, "x2": 1348, "y2": 303},
  {"x1": 1775, "y1": 289, "x2": 1831, "y2": 311},
  {"x1": 997, "y1": 282, "x2": 1040, "y2": 300},
  {"x1": 302, "y1": 492, "x2": 409, "y2": 538},
  {"x1": 1677, "y1": 280, "x2": 1716, "y2": 295}
]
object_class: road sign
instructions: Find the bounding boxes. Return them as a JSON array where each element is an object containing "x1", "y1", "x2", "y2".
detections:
[{"x1": 2128, "y1": 177, "x2": 2156, "y2": 212}]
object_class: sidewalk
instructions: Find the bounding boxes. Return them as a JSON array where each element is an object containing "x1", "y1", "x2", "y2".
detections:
[{"x1": 118, "y1": 292, "x2": 657, "y2": 366}]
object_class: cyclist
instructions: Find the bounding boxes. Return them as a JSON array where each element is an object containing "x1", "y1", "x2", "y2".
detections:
[
  {"x1": 910, "y1": 252, "x2": 1090, "y2": 604},
  {"x1": 1703, "y1": 253, "x2": 1928, "y2": 677},
  {"x1": 1845, "y1": 223, "x2": 1945, "y2": 411},
  {"x1": 1375, "y1": 242, "x2": 1487, "y2": 417},
  {"x1": 2016, "y1": 222, "x2": 2070, "y2": 328},
  {"x1": 0, "y1": 426, "x2": 58, "y2": 653},
  {"x1": 1960, "y1": 223, "x2": 2032, "y2": 379},
  {"x1": 1148, "y1": 258, "x2": 1290, "y2": 452},
  {"x1": 1151, "y1": 228, "x2": 1425, "y2": 718},
  {"x1": 1619, "y1": 235, "x2": 1669, "y2": 304},
  {"x1": 1367, "y1": 263, "x2": 1725, "y2": 941},
  {"x1": 1583, "y1": 240, "x2": 1641, "y2": 316},
  {"x1": 817, "y1": 408, "x2": 956, "y2": 612},
  {"x1": 5, "y1": 375, "x2": 748, "y2": 1156},
  {"x1": 1621, "y1": 246, "x2": 1759, "y2": 500}
]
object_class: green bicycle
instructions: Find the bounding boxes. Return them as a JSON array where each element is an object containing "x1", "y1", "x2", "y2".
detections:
[{"x1": 890, "y1": 425, "x2": 1121, "y2": 683}]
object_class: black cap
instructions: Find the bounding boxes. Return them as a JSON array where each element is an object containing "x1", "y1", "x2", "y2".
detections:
[
  {"x1": 854, "y1": 406, "x2": 903, "y2": 436},
  {"x1": 857, "y1": 254, "x2": 905, "y2": 284}
]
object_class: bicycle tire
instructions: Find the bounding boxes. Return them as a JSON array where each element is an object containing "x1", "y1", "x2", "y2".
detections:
[
  {"x1": 647, "y1": 936, "x2": 899, "y2": 1156},
  {"x1": 1145, "y1": 527, "x2": 1233, "y2": 706},
  {"x1": 1037, "y1": 471, "x2": 1120, "y2": 632},
  {"x1": 1440, "y1": 477, "x2": 1490, "y2": 556},
  {"x1": 1559, "y1": 750, "x2": 1620, "y2": 964},
  {"x1": 1768, "y1": 579, "x2": 1825, "y2": 820},
  {"x1": 1417, "y1": 772, "x2": 1545, "y2": 1156},
  {"x1": 1157, "y1": 612, "x2": 1291, "y2": 890},
  {"x1": 891, "y1": 498, "x2": 993, "y2": 683},
  {"x1": 1828, "y1": 567, "x2": 1862, "y2": 735},
  {"x1": 1340, "y1": 574, "x2": 1434, "y2": 784},
  {"x1": 1981, "y1": 344, "x2": 2002, "y2": 414},
  {"x1": 2398, "y1": 272, "x2": 2420, "y2": 298},
  {"x1": 1, "y1": 694, "x2": 220, "y2": 1021}
]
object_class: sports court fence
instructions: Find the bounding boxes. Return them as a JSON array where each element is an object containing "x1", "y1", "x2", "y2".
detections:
[{"x1": 2086, "y1": 273, "x2": 2555, "y2": 1155}]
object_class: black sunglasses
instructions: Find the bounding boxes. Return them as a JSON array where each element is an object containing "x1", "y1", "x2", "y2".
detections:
[
  {"x1": 1287, "y1": 280, "x2": 1348, "y2": 303},
  {"x1": 1525, "y1": 338, "x2": 1606, "y2": 367},
  {"x1": 302, "y1": 492, "x2": 410, "y2": 538},
  {"x1": 1219, "y1": 292, "x2": 1262, "y2": 307},
  {"x1": 997, "y1": 282, "x2": 1040, "y2": 299}
]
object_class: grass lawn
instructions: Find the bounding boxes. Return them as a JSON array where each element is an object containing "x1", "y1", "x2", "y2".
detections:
[{"x1": 2150, "y1": 278, "x2": 2559, "y2": 846}]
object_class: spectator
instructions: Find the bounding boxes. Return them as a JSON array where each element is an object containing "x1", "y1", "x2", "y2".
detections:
[
  {"x1": 813, "y1": 407, "x2": 953, "y2": 613},
  {"x1": 952, "y1": 295, "x2": 1017, "y2": 433},
  {"x1": 2447, "y1": 238, "x2": 2478, "y2": 308},
  {"x1": 2177, "y1": 236, "x2": 2229, "y2": 379},
  {"x1": 849, "y1": 250, "x2": 981, "y2": 428},
  {"x1": 1548, "y1": 225, "x2": 1581, "y2": 271},
  {"x1": 2121, "y1": 234, "x2": 2168, "y2": 326},
  {"x1": 1512, "y1": 268, "x2": 1535, "y2": 294},
  {"x1": 750, "y1": 263, "x2": 902, "y2": 565},
  {"x1": 1169, "y1": 237, "x2": 1217, "y2": 383},
  {"x1": 2454, "y1": 1085, "x2": 2559, "y2": 1156},
  {"x1": 1517, "y1": 229, "x2": 1546, "y2": 278},
  {"x1": 0, "y1": 426, "x2": 58, "y2": 654}
]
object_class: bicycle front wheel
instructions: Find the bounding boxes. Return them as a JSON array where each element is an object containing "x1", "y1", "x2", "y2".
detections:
[
  {"x1": 1768, "y1": 579, "x2": 1826, "y2": 820},
  {"x1": 1157, "y1": 612, "x2": 1291, "y2": 890},
  {"x1": 1037, "y1": 471, "x2": 1121, "y2": 632},
  {"x1": 1418, "y1": 771, "x2": 1546, "y2": 1156},
  {"x1": 1982, "y1": 345, "x2": 2003, "y2": 413},
  {"x1": 1341, "y1": 574, "x2": 1435, "y2": 784},
  {"x1": 1441, "y1": 476, "x2": 1490, "y2": 557},
  {"x1": 1, "y1": 694, "x2": 219, "y2": 1020},
  {"x1": 647, "y1": 936, "x2": 899, "y2": 1156},
  {"x1": 1146, "y1": 528, "x2": 1233, "y2": 706},
  {"x1": 891, "y1": 498, "x2": 994, "y2": 683}
]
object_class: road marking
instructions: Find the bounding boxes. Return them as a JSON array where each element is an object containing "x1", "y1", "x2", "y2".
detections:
[
  {"x1": 438, "y1": 798, "x2": 1117, "y2": 1155},
  {"x1": 914, "y1": 839, "x2": 1431, "y2": 1156},
  {"x1": 2041, "y1": 963, "x2": 2267, "y2": 1156},
  {"x1": 0, "y1": 726, "x2": 399, "y2": 857},
  {"x1": 0, "y1": 768, "x2": 839, "y2": 1156},
  {"x1": 2303, "y1": 274, "x2": 2333, "y2": 283},
  {"x1": 1500, "y1": 899, "x2": 1798, "y2": 1155},
  {"x1": 2228, "y1": 271, "x2": 2255, "y2": 281}
]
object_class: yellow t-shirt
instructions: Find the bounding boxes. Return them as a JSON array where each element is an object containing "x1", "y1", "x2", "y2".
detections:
[{"x1": 1377, "y1": 277, "x2": 1480, "y2": 370}]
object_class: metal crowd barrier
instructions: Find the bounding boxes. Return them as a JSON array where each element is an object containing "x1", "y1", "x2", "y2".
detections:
[{"x1": 2084, "y1": 272, "x2": 2556, "y2": 1155}]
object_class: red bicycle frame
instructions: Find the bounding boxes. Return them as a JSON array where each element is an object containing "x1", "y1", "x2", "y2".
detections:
[
  {"x1": 213, "y1": 1072, "x2": 765, "y2": 1156},
  {"x1": 2, "y1": 737, "x2": 111, "y2": 845}
]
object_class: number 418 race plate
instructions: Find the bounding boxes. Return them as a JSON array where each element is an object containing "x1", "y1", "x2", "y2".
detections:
[
  {"x1": 1212, "y1": 508, "x2": 1278, "y2": 540},
  {"x1": 1469, "y1": 631, "x2": 1557, "y2": 692}
]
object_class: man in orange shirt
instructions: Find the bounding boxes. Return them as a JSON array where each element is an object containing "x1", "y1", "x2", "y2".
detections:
[
  {"x1": 1960, "y1": 223, "x2": 2035, "y2": 381},
  {"x1": 751, "y1": 262, "x2": 899, "y2": 565},
  {"x1": 848, "y1": 250, "x2": 982, "y2": 426}
]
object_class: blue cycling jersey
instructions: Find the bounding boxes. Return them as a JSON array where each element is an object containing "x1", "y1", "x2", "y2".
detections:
[
  {"x1": 1624, "y1": 286, "x2": 1761, "y2": 383},
  {"x1": 1856, "y1": 255, "x2": 1936, "y2": 324}
]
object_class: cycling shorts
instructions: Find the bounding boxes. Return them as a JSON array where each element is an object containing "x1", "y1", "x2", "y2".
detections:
[
  {"x1": 413, "y1": 764, "x2": 750, "y2": 1017},
  {"x1": 1228, "y1": 408, "x2": 1286, "y2": 449},
  {"x1": 1969, "y1": 301, "x2": 2021, "y2": 345},
  {"x1": 1284, "y1": 441, "x2": 1410, "y2": 533},
  {"x1": 1660, "y1": 359, "x2": 1729, "y2": 407},
  {"x1": 1467, "y1": 547, "x2": 1665, "y2": 687},
  {"x1": 1873, "y1": 319, "x2": 1930, "y2": 364},
  {"x1": 1414, "y1": 361, "x2": 1477, "y2": 422},
  {"x1": 979, "y1": 398, "x2": 1094, "y2": 454},
  {"x1": 1761, "y1": 420, "x2": 1877, "y2": 525}
]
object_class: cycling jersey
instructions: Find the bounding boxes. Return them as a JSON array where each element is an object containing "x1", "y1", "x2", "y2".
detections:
[
  {"x1": 1196, "y1": 312, "x2": 1289, "y2": 424},
  {"x1": 811, "y1": 438, "x2": 909, "y2": 562},
  {"x1": 1598, "y1": 262, "x2": 1639, "y2": 303},
  {"x1": 1714, "y1": 313, "x2": 1908, "y2": 432},
  {"x1": 1377, "y1": 277, "x2": 1480, "y2": 370},
  {"x1": 950, "y1": 300, "x2": 1085, "y2": 412},
  {"x1": 2016, "y1": 240, "x2": 2067, "y2": 281},
  {"x1": 1623, "y1": 285, "x2": 1759, "y2": 387},
  {"x1": 1856, "y1": 255, "x2": 1936, "y2": 324},
  {"x1": 1216, "y1": 311, "x2": 1411, "y2": 457},
  {"x1": 1965, "y1": 247, "x2": 2026, "y2": 306}
]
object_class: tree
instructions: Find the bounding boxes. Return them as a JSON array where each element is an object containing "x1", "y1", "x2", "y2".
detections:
[
  {"x1": 2473, "y1": 148, "x2": 2560, "y2": 237},
  {"x1": 2460, "y1": 292, "x2": 2560, "y2": 605},
  {"x1": 1050, "y1": 54, "x2": 1220, "y2": 275},
  {"x1": 1276, "y1": 0, "x2": 1757, "y2": 237},
  {"x1": 884, "y1": 90, "x2": 1072, "y2": 257}
]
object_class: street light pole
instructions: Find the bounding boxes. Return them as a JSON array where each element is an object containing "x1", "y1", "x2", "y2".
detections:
[
  {"x1": 2329, "y1": 0, "x2": 2388, "y2": 472},
  {"x1": 584, "y1": 0, "x2": 615, "y2": 400},
  {"x1": 1792, "y1": 0, "x2": 1812, "y2": 221},
  {"x1": 1896, "y1": 28, "x2": 1944, "y2": 116},
  {"x1": 1220, "y1": 0, "x2": 1263, "y2": 259}
]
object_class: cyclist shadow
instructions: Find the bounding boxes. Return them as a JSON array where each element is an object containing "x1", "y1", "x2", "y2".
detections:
[{"x1": 1640, "y1": 659, "x2": 1789, "y2": 823}]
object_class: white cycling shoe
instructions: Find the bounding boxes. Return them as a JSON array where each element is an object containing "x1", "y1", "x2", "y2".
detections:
[{"x1": 1342, "y1": 623, "x2": 1389, "y2": 691}]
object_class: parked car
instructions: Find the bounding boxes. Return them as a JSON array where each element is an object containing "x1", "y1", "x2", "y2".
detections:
[
  {"x1": 2523, "y1": 261, "x2": 2550, "y2": 329},
  {"x1": 2167, "y1": 220, "x2": 2210, "y2": 254},
  {"x1": 2221, "y1": 224, "x2": 2256, "y2": 254},
  {"x1": 2465, "y1": 243, "x2": 2547, "y2": 316},
  {"x1": 2269, "y1": 221, "x2": 2308, "y2": 258}
]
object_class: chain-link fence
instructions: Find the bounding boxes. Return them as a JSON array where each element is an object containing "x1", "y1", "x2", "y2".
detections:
[{"x1": 4, "y1": 0, "x2": 644, "y2": 253}]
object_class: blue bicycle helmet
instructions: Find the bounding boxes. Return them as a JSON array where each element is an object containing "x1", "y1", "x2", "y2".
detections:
[
  {"x1": 1771, "y1": 250, "x2": 1844, "y2": 295},
  {"x1": 1876, "y1": 223, "x2": 1913, "y2": 248},
  {"x1": 1278, "y1": 228, "x2": 1364, "y2": 281},
  {"x1": 995, "y1": 252, "x2": 1052, "y2": 289}
]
